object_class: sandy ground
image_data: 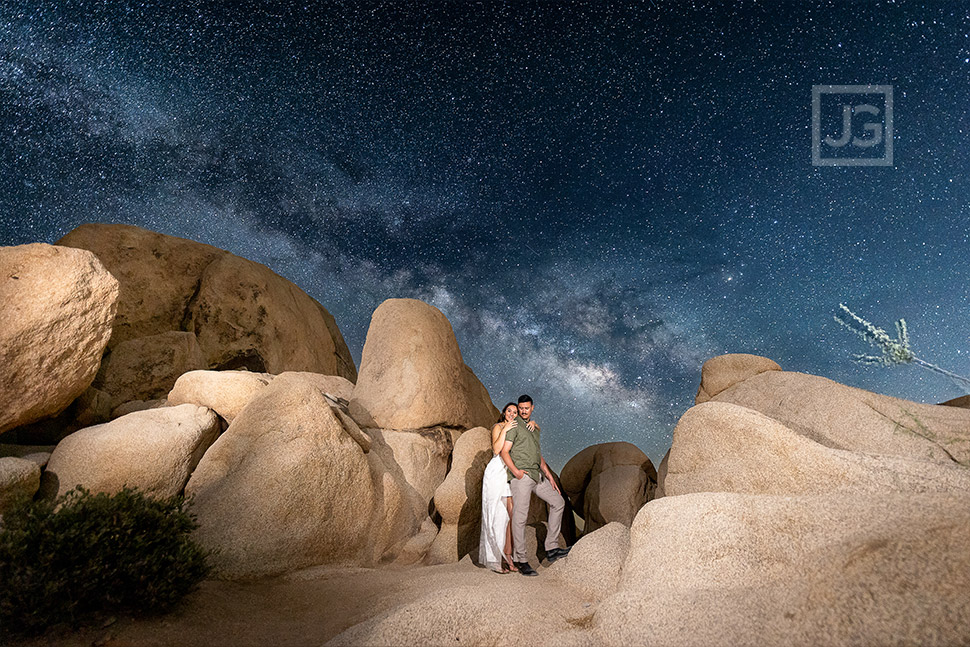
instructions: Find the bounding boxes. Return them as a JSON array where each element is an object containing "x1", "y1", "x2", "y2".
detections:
[{"x1": 13, "y1": 557, "x2": 594, "y2": 647}]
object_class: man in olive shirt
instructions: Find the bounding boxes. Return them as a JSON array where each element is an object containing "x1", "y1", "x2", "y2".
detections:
[{"x1": 499, "y1": 394, "x2": 568, "y2": 576}]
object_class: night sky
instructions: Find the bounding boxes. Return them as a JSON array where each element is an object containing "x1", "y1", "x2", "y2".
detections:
[{"x1": 3, "y1": 1, "x2": 969, "y2": 469}]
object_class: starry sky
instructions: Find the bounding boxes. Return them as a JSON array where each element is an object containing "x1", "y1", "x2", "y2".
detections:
[{"x1": 2, "y1": 1, "x2": 969, "y2": 469}]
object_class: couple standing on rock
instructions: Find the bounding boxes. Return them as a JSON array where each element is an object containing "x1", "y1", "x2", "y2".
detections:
[{"x1": 479, "y1": 395, "x2": 569, "y2": 576}]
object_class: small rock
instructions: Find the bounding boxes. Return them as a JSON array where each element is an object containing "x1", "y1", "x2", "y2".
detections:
[{"x1": 0, "y1": 456, "x2": 41, "y2": 514}]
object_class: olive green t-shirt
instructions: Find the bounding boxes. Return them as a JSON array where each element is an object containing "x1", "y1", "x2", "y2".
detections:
[{"x1": 505, "y1": 415, "x2": 542, "y2": 483}]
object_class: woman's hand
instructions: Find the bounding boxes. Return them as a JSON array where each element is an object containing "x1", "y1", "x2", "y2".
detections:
[
  {"x1": 503, "y1": 418, "x2": 517, "y2": 432},
  {"x1": 526, "y1": 419, "x2": 537, "y2": 431}
]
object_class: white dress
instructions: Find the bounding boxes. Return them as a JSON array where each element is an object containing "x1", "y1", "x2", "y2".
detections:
[{"x1": 479, "y1": 453, "x2": 513, "y2": 572}]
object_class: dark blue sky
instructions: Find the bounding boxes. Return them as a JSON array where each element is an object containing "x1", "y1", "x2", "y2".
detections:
[{"x1": 2, "y1": 1, "x2": 969, "y2": 468}]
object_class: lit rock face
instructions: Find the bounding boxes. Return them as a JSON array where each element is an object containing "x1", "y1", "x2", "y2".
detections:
[
  {"x1": 710, "y1": 369, "x2": 970, "y2": 466},
  {"x1": 185, "y1": 373, "x2": 429, "y2": 579},
  {"x1": 593, "y1": 492, "x2": 970, "y2": 647},
  {"x1": 694, "y1": 353, "x2": 782, "y2": 404},
  {"x1": 41, "y1": 403, "x2": 221, "y2": 500},
  {"x1": 664, "y1": 401, "x2": 970, "y2": 497},
  {"x1": 0, "y1": 243, "x2": 118, "y2": 435},
  {"x1": 56, "y1": 223, "x2": 357, "y2": 409},
  {"x1": 349, "y1": 298, "x2": 498, "y2": 431}
]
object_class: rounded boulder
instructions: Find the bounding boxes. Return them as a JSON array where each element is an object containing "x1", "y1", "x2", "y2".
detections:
[
  {"x1": 560, "y1": 442, "x2": 656, "y2": 532},
  {"x1": 694, "y1": 353, "x2": 782, "y2": 404},
  {"x1": 0, "y1": 243, "x2": 118, "y2": 434},
  {"x1": 185, "y1": 373, "x2": 378, "y2": 579},
  {"x1": 349, "y1": 299, "x2": 497, "y2": 430},
  {"x1": 40, "y1": 403, "x2": 221, "y2": 500},
  {"x1": 167, "y1": 369, "x2": 275, "y2": 423}
]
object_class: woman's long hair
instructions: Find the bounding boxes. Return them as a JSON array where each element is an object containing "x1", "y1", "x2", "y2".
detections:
[{"x1": 497, "y1": 402, "x2": 517, "y2": 423}]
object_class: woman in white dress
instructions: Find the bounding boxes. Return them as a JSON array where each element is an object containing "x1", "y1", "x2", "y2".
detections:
[{"x1": 479, "y1": 402, "x2": 540, "y2": 573}]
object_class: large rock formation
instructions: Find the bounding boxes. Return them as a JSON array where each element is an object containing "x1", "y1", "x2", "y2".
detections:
[
  {"x1": 0, "y1": 243, "x2": 118, "y2": 435},
  {"x1": 184, "y1": 372, "x2": 427, "y2": 579},
  {"x1": 55, "y1": 224, "x2": 357, "y2": 408},
  {"x1": 56, "y1": 224, "x2": 223, "y2": 349},
  {"x1": 40, "y1": 403, "x2": 221, "y2": 500},
  {"x1": 664, "y1": 401, "x2": 970, "y2": 497},
  {"x1": 185, "y1": 252, "x2": 356, "y2": 379},
  {"x1": 694, "y1": 353, "x2": 781, "y2": 404},
  {"x1": 349, "y1": 299, "x2": 497, "y2": 430},
  {"x1": 185, "y1": 373, "x2": 377, "y2": 578},
  {"x1": 560, "y1": 442, "x2": 656, "y2": 532},
  {"x1": 604, "y1": 358, "x2": 970, "y2": 645},
  {"x1": 593, "y1": 491, "x2": 970, "y2": 646},
  {"x1": 709, "y1": 367, "x2": 970, "y2": 466}
]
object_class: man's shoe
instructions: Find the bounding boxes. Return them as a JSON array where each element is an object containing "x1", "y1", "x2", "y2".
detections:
[
  {"x1": 514, "y1": 561, "x2": 538, "y2": 576},
  {"x1": 546, "y1": 547, "x2": 571, "y2": 562}
]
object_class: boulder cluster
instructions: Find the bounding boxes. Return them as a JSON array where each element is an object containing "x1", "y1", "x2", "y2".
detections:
[
  {"x1": 557, "y1": 353, "x2": 970, "y2": 646},
  {"x1": 325, "y1": 354, "x2": 970, "y2": 646},
  {"x1": 1, "y1": 224, "x2": 649, "y2": 581},
  {"x1": 6, "y1": 224, "x2": 966, "y2": 644}
]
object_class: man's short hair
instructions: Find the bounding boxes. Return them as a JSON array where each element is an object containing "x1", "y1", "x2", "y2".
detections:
[{"x1": 517, "y1": 394, "x2": 533, "y2": 405}]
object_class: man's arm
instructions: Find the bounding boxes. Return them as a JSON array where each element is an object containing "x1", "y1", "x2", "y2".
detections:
[
  {"x1": 500, "y1": 440, "x2": 526, "y2": 480},
  {"x1": 539, "y1": 456, "x2": 560, "y2": 493}
]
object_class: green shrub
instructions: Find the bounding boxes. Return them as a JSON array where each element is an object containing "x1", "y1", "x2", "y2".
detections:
[{"x1": 0, "y1": 486, "x2": 210, "y2": 636}]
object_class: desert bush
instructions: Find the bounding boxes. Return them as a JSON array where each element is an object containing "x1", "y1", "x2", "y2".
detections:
[{"x1": 0, "y1": 486, "x2": 210, "y2": 636}]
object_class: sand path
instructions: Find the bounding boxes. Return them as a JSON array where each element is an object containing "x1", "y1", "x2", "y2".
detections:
[{"x1": 15, "y1": 558, "x2": 595, "y2": 647}]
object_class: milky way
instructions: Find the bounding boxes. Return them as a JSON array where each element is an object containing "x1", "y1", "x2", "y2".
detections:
[{"x1": 2, "y1": 2, "x2": 969, "y2": 468}]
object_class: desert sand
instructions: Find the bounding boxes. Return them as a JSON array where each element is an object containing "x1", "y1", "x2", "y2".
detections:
[{"x1": 15, "y1": 558, "x2": 592, "y2": 647}]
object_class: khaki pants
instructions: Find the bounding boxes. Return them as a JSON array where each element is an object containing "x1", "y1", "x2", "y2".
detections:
[{"x1": 509, "y1": 473, "x2": 565, "y2": 562}]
